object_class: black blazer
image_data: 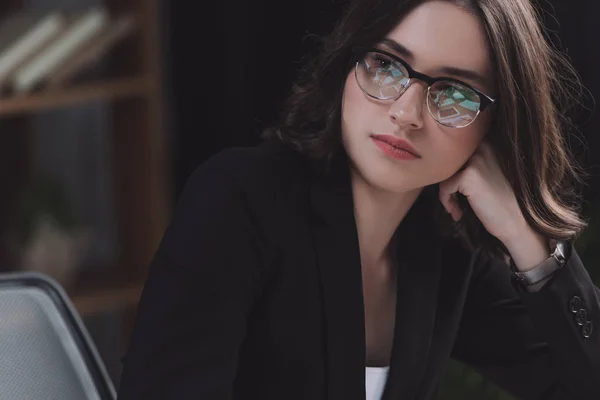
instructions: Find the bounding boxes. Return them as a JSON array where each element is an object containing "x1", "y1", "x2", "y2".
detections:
[{"x1": 117, "y1": 138, "x2": 600, "y2": 400}]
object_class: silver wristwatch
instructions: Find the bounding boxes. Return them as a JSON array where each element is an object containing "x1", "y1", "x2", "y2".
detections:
[{"x1": 511, "y1": 240, "x2": 570, "y2": 286}]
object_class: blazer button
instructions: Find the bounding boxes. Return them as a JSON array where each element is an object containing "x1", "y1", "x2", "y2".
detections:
[
  {"x1": 569, "y1": 296, "x2": 582, "y2": 313},
  {"x1": 575, "y1": 309, "x2": 587, "y2": 326},
  {"x1": 583, "y1": 321, "x2": 593, "y2": 338}
]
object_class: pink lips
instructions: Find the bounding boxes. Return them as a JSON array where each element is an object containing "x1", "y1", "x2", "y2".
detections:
[{"x1": 370, "y1": 134, "x2": 421, "y2": 160}]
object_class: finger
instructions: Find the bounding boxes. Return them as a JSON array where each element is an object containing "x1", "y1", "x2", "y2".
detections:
[
  {"x1": 467, "y1": 152, "x2": 485, "y2": 169},
  {"x1": 478, "y1": 141, "x2": 497, "y2": 162},
  {"x1": 439, "y1": 172, "x2": 464, "y2": 222}
]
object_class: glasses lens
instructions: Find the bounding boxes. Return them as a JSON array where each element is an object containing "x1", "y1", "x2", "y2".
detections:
[
  {"x1": 428, "y1": 81, "x2": 481, "y2": 128},
  {"x1": 356, "y1": 51, "x2": 410, "y2": 100}
]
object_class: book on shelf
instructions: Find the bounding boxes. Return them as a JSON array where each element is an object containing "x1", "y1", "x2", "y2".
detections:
[
  {"x1": 45, "y1": 15, "x2": 136, "y2": 89},
  {"x1": 0, "y1": 11, "x2": 66, "y2": 92},
  {"x1": 0, "y1": 11, "x2": 45, "y2": 55},
  {"x1": 12, "y1": 7, "x2": 109, "y2": 94}
]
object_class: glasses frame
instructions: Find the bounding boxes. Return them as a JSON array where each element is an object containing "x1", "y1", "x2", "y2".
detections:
[{"x1": 353, "y1": 46, "x2": 497, "y2": 128}]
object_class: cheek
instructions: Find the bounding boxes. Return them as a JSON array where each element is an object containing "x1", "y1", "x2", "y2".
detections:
[
  {"x1": 341, "y1": 72, "x2": 387, "y2": 146},
  {"x1": 432, "y1": 122, "x2": 487, "y2": 178},
  {"x1": 342, "y1": 72, "x2": 362, "y2": 127},
  {"x1": 341, "y1": 74, "x2": 366, "y2": 152}
]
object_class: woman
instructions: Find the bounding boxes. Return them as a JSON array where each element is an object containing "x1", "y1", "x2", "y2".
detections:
[{"x1": 117, "y1": 0, "x2": 600, "y2": 399}]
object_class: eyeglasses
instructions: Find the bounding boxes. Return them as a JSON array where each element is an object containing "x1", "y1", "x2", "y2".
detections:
[{"x1": 353, "y1": 47, "x2": 496, "y2": 128}]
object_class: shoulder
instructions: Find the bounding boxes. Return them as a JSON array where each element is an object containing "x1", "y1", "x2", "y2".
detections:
[
  {"x1": 184, "y1": 138, "x2": 309, "y2": 197},
  {"x1": 163, "y1": 139, "x2": 309, "y2": 266},
  {"x1": 171, "y1": 139, "x2": 312, "y2": 245}
]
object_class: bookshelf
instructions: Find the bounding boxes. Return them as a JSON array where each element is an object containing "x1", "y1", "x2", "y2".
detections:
[
  {"x1": 0, "y1": 77, "x2": 148, "y2": 116},
  {"x1": 0, "y1": 0, "x2": 170, "y2": 325}
]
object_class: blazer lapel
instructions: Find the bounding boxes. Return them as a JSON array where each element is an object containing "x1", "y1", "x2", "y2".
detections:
[
  {"x1": 309, "y1": 150, "x2": 366, "y2": 400},
  {"x1": 382, "y1": 189, "x2": 444, "y2": 400},
  {"x1": 308, "y1": 150, "x2": 444, "y2": 400}
]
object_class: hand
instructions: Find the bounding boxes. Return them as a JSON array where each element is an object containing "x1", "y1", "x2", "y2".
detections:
[
  {"x1": 438, "y1": 141, "x2": 548, "y2": 270},
  {"x1": 438, "y1": 141, "x2": 526, "y2": 242}
]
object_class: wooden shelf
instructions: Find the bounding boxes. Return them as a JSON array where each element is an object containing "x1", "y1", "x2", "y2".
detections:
[
  {"x1": 70, "y1": 280, "x2": 145, "y2": 317},
  {"x1": 0, "y1": 77, "x2": 149, "y2": 117}
]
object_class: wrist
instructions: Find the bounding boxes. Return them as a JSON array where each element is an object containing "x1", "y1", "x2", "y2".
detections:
[
  {"x1": 503, "y1": 226, "x2": 549, "y2": 272},
  {"x1": 510, "y1": 240, "x2": 570, "y2": 290}
]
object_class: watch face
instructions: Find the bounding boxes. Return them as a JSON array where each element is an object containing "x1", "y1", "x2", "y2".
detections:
[{"x1": 553, "y1": 240, "x2": 570, "y2": 264}]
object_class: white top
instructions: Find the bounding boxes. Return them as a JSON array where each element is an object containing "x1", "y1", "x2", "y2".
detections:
[{"x1": 365, "y1": 366, "x2": 389, "y2": 400}]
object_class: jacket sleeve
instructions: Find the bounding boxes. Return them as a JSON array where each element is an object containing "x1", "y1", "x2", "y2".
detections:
[
  {"x1": 450, "y1": 244, "x2": 600, "y2": 399},
  {"x1": 117, "y1": 151, "x2": 273, "y2": 400}
]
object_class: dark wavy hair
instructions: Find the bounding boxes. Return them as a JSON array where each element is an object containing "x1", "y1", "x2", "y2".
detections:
[{"x1": 262, "y1": 0, "x2": 588, "y2": 257}]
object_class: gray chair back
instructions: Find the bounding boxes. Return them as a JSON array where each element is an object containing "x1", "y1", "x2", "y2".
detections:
[{"x1": 0, "y1": 271, "x2": 116, "y2": 400}]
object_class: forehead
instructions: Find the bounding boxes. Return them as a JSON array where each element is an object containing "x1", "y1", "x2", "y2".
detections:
[{"x1": 385, "y1": 1, "x2": 493, "y2": 81}]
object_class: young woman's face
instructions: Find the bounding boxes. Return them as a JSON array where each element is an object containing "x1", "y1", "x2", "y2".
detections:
[{"x1": 341, "y1": 1, "x2": 496, "y2": 193}]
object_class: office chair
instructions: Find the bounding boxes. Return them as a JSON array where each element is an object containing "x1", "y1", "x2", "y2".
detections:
[{"x1": 0, "y1": 271, "x2": 116, "y2": 400}]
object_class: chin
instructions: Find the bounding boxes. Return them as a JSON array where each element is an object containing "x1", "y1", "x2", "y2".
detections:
[{"x1": 351, "y1": 157, "x2": 424, "y2": 194}]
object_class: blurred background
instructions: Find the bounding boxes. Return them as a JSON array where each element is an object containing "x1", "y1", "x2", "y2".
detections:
[{"x1": 0, "y1": 0, "x2": 597, "y2": 398}]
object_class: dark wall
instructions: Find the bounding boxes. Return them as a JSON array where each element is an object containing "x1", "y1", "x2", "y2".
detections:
[
  {"x1": 541, "y1": 0, "x2": 600, "y2": 201},
  {"x1": 163, "y1": 0, "x2": 342, "y2": 198},
  {"x1": 163, "y1": 0, "x2": 600, "y2": 202}
]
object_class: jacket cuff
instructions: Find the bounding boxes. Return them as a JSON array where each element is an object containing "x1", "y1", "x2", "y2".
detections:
[{"x1": 510, "y1": 244, "x2": 600, "y2": 384}]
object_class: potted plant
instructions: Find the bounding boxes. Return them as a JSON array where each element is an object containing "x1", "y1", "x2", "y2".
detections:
[{"x1": 3, "y1": 176, "x2": 90, "y2": 289}]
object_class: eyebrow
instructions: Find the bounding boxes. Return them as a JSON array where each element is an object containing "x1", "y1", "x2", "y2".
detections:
[{"x1": 378, "y1": 38, "x2": 490, "y2": 88}]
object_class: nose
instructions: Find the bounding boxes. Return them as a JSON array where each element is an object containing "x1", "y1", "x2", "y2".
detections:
[{"x1": 388, "y1": 80, "x2": 426, "y2": 130}]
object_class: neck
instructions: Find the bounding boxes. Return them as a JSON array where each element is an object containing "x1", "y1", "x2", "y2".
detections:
[{"x1": 350, "y1": 168, "x2": 423, "y2": 269}]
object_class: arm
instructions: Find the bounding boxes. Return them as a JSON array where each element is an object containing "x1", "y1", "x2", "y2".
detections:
[
  {"x1": 117, "y1": 152, "x2": 273, "y2": 399},
  {"x1": 451, "y1": 244, "x2": 600, "y2": 399}
]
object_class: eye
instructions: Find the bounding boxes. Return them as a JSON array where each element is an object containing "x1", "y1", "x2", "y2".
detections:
[
  {"x1": 372, "y1": 54, "x2": 395, "y2": 71},
  {"x1": 363, "y1": 52, "x2": 398, "y2": 71}
]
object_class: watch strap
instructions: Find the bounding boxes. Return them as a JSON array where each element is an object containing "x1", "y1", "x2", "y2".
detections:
[
  {"x1": 512, "y1": 256, "x2": 561, "y2": 285},
  {"x1": 510, "y1": 240, "x2": 569, "y2": 286}
]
